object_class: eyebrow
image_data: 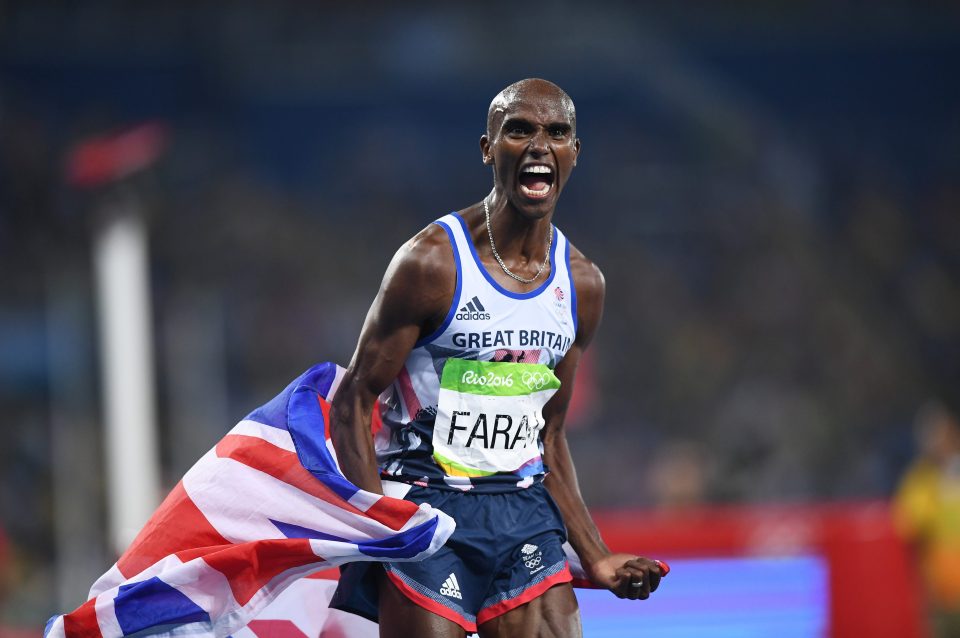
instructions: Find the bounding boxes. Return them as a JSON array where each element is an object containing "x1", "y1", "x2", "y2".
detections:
[
  {"x1": 502, "y1": 117, "x2": 532, "y2": 130},
  {"x1": 501, "y1": 118, "x2": 572, "y2": 132}
]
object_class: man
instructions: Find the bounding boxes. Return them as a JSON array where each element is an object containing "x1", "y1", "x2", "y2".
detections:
[
  {"x1": 893, "y1": 402, "x2": 960, "y2": 637},
  {"x1": 330, "y1": 78, "x2": 664, "y2": 638}
]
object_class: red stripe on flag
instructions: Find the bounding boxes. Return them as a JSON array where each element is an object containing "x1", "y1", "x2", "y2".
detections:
[
  {"x1": 317, "y1": 395, "x2": 331, "y2": 430},
  {"x1": 305, "y1": 567, "x2": 340, "y2": 580},
  {"x1": 173, "y1": 544, "x2": 232, "y2": 564},
  {"x1": 62, "y1": 598, "x2": 101, "y2": 638},
  {"x1": 203, "y1": 539, "x2": 320, "y2": 607},
  {"x1": 118, "y1": 481, "x2": 230, "y2": 578},
  {"x1": 363, "y1": 495, "x2": 421, "y2": 531},
  {"x1": 215, "y1": 435, "x2": 367, "y2": 515},
  {"x1": 245, "y1": 619, "x2": 310, "y2": 638}
]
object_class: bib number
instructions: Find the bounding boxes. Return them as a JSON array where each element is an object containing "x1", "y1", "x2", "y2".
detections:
[{"x1": 432, "y1": 359, "x2": 560, "y2": 478}]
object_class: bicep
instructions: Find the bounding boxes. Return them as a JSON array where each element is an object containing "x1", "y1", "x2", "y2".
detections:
[
  {"x1": 542, "y1": 260, "x2": 605, "y2": 431},
  {"x1": 343, "y1": 237, "x2": 454, "y2": 399},
  {"x1": 347, "y1": 292, "x2": 422, "y2": 398}
]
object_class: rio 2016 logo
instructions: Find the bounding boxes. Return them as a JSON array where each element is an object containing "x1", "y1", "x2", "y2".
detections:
[
  {"x1": 460, "y1": 370, "x2": 514, "y2": 387},
  {"x1": 520, "y1": 371, "x2": 550, "y2": 390}
]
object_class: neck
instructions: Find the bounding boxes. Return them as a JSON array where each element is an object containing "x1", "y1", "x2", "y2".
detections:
[
  {"x1": 482, "y1": 192, "x2": 553, "y2": 259},
  {"x1": 480, "y1": 196, "x2": 554, "y2": 286}
]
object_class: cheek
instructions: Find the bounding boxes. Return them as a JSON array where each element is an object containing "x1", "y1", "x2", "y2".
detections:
[
  {"x1": 556, "y1": 150, "x2": 578, "y2": 179},
  {"x1": 493, "y1": 152, "x2": 518, "y2": 177}
]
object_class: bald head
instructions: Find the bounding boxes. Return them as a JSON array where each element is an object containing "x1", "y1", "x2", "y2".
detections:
[{"x1": 486, "y1": 78, "x2": 577, "y2": 139}]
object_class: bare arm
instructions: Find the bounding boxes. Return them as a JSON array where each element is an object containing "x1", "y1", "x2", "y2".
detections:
[
  {"x1": 330, "y1": 225, "x2": 455, "y2": 495},
  {"x1": 542, "y1": 250, "x2": 664, "y2": 600}
]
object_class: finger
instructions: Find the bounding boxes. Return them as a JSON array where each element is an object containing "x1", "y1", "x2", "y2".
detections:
[
  {"x1": 618, "y1": 566, "x2": 649, "y2": 600},
  {"x1": 613, "y1": 567, "x2": 633, "y2": 598},
  {"x1": 648, "y1": 558, "x2": 669, "y2": 592},
  {"x1": 654, "y1": 559, "x2": 671, "y2": 577},
  {"x1": 648, "y1": 568, "x2": 661, "y2": 592},
  {"x1": 616, "y1": 557, "x2": 669, "y2": 599},
  {"x1": 629, "y1": 573, "x2": 650, "y2": 600}
]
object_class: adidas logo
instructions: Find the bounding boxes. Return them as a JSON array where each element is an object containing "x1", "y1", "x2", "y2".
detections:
[
  {"x1": 439, "y1": 573, "x2": 462, "y2": 599},
  {"x1": 455, "y1": 296, "x2": 491, "y2": 321}
]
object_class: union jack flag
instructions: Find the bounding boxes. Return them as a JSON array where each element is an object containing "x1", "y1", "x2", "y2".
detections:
[{"x1": 44, "y1": 362, "x2": 455, "y2": 638}]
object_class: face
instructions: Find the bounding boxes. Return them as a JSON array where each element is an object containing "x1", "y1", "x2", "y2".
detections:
[{"x1": 480, "y1": 82, "x2": 581, "y2": 218}]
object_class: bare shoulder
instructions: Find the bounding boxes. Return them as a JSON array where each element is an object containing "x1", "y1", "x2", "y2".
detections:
[
  {"x1": 567, "y1": 241, "x2": 605, "y2": 304},
  {"x1": 377, "y1": 221, "x2": 456, "y2": 333},
  {"x1": 566, "y1": 240, "x2": 605, "y2": 344},
  {"x1": 390, "y1": 222, "x2": 454, "y2": 282}
]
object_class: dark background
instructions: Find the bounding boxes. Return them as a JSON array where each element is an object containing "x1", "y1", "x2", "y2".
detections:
[{"x1": 1, "y1": 0, "x2": 958, "y2": 625}]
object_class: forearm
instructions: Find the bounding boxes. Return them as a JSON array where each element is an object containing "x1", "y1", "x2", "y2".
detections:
[
  {"x1": 543, "y1": 434, "x2": 609, "y2": 568},
  {"x1": 330, "y1": 377, "x2": 384, "y2": 495}
]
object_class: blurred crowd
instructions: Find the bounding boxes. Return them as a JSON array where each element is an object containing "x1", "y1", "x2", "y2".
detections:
[{"x1": 1, "y1": 0, "x2": 958, "y2": 626}]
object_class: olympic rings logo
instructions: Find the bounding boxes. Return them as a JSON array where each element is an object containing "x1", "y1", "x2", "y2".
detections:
[
  {"x1": 524, "y1": 556, "x2": 542, "y2": 569},
  {"x1": 520, "y1": 371, "x2": 550, "y2": 390}
]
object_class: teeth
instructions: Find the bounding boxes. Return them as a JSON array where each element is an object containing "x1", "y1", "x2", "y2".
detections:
[
  {"x1": 522, "y1": 165, "x2": 552, "y2": 174},
  {"x1": 520, "y1": 183, "x2": 552, "y2": 197}
]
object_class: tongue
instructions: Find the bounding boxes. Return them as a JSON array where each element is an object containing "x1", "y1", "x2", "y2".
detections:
[{"x1": 519, "y1": 174, "x2": 550, "y2": 191}]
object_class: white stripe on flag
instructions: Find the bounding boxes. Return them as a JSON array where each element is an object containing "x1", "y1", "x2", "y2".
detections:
[
  {"x1": 231, "y1": 420, "x2": 297, "y2": 452},
  {"x1": 183, "y1": 447, "x2": 413, "y2": 544}
]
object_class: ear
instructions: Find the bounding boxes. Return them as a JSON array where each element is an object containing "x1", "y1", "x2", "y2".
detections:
[
  {"x1": 479, "y1": 135, "x2": 493, "y2": 165},
  {"x1": 573, "y1": 138, "x2": 581, "y2": 167}
]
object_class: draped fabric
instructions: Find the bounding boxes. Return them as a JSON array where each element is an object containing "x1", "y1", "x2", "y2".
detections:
[{"x1": 44, "y1": 363, "x2": 455, "y2": 638}]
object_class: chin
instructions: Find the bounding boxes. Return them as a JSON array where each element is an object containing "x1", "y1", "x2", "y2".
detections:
[{"x1": 518, "y1": 197, "x2": 556, "y2": 219}]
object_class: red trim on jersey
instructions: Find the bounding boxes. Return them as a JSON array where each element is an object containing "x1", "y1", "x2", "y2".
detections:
[
  {"x1": 476, "y1": 565, "x2": 573, "y2": 625},
  {"x1": 385, "y1": 569, "x2": 478, "y2": 633},
  {"x1": 395, "y1": 365, "x2": 423, "y2": 419}
]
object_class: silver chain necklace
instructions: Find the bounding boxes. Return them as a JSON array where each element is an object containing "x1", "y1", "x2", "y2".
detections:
[{"x1": 483, "y1": 198, "x2": 553, "y2": 285}]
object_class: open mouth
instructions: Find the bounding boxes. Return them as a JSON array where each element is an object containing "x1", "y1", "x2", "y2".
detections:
[{"x1": 518, "y1": 165, "x2": 554, "y2": 199}]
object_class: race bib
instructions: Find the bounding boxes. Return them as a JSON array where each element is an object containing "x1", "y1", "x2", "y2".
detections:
[{"x1": 432, "y1": 358, "x2": 561, "y2": 478}]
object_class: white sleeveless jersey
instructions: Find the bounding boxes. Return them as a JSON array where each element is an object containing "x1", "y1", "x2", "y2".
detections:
[{"x1": 375, "y1": 212, "x2": 578, "y2": 493}]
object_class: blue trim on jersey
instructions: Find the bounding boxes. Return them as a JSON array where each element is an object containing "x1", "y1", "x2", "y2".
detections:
[
  {"x1": 414, "y1": 219, "x2": 462, "y2": 348},
  {"x1": 452, "y1": 213, "x2": 557, "y2": 300},
  {"x1": 565, "y1": 238, "x2": 578, "y2": 335}
]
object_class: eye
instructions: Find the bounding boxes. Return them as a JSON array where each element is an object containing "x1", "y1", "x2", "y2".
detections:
[
  {"x1": 504, "y1": 120, "x2": 531, "y2": 137},
  {"x1": 549, "y1": 126, "x2": 569, "y2": 139}
]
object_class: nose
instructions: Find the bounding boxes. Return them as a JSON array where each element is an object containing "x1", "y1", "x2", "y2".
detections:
[{"x1": 528, "y1": 128, "x2": 549, "y2": 156}]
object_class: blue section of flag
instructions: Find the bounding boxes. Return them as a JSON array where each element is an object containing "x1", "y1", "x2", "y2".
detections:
[
  {"x1": 354, "y1": 516, "x2": 439, "y2": 558},
  {"x1": 286, "y1": 375, "x2": 360, "y2": 502},
  {"x1": 270, "y1": 518, "x2": 354, "y2": 543},
  {"x1": 245, "y1": 374, "x2": 303, "y2": 430},
  {"x1": 246, "y1": 362, "x2": 339, "y2": 430},
  {"x1": 114, "y1": 577, "x2": 211, "y2": 634},
  {"x1": 271, "y1": 513, "x2": 439, "y2": 560}
]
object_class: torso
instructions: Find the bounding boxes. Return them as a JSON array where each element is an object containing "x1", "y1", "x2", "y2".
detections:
[{"x1": 375, "y1": 212, "x2": 578, "y2": 493}]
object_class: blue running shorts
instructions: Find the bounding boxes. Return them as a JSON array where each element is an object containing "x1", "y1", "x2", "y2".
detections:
[{"x1": 331, "y1": 482, "x2": 572, "y2": 633}]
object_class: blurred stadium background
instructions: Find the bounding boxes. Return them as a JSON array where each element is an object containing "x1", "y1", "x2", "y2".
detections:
[{"x1": 1, "y1": 1, "x2": 959, "y2": 636}]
